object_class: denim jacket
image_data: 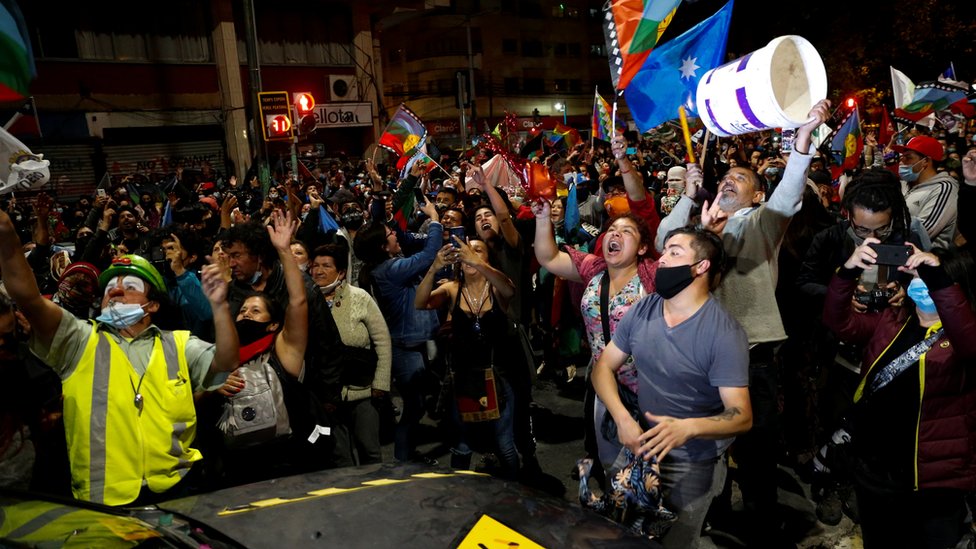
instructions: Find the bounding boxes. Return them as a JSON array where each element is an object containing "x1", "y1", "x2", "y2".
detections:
[{"x1": 371, "y1": 222, "x2": 442, "y2": 347}]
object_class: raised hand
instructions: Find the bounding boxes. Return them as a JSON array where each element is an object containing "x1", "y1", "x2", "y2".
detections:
[
  {"x1": 201, "y1": 258, "x2": 229, "y2": 304},
  {"x1": 530, "y1": 198, "x2": 551, "y2": 220},
  {"x1": 418, "y1": 193, "x2": 439, "y2": 222},
  {"x1": 267, "y1": 209, "x2": 298, "y2": 251},
  {"x1": 220, "y1": 194, "x2": 238, "y2": 218},
  {"x1": 611, "y1": 136, "x2": 628, "y2": 160},
  {"x1": 962, "y1": 149, "x2": 976, "y2": 183},
  {"x1": 165, "y1": 233, "x2": 186, "y2": 275},
  {"x1": 307, "y1": 187, "x2": 324, "y2": 209},
  {"x1": 455, "y1": 236, "x2": 484, "y2": 268},
  {"x1": 432, "y1": 243, "x2": 457, "y2": 271},
  {"x1": 701, "y1": 192, "x2": 728, "y2": 234},
  {"x1": 462, "y1": 161, "x2": 486, "y2": 189},
  {"x1": 795, "y1": 99, "x2": 831, "y2": 154},
  {"x1": 683, "y1": 163, "x2": 702, "y2": 198}
]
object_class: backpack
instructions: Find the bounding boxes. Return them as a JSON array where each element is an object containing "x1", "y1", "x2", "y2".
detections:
[{"x1": 218, "y1": 349, "x2": 292, "y2": 449}]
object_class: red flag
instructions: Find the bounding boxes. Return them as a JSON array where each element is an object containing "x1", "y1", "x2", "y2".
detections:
[{"x1": 878, "y1": 108, "x2": 894, "y2": 149}]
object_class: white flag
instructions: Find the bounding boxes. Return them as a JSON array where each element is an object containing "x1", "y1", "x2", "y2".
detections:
[
  {"x1": 890, "y1": 66, "x2": 916, "y2": 109},
  {"x1": 0, "y1": 126, "x2": 50, "y2": 195}
]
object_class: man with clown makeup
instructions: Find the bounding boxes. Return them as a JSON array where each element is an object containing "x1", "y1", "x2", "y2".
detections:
[{"x1": 0, "y1": 205, "x2": 239, "y2": 506}]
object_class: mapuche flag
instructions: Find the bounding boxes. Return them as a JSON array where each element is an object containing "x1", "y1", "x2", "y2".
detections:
[
  {"x1": 379, "y1": 104, "x2": 427, "y2": 158},
  {"x1": 829, "y1": 107, "x2": 863, "y2": 179},
  {"x1": 603, "y1": 0, "x2": 682, "y2": 92}
]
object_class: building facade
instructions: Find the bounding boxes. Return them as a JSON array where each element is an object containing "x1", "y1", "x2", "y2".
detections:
[{"x1": 14, "y1": 0, "x2": 379, "y2": 198}]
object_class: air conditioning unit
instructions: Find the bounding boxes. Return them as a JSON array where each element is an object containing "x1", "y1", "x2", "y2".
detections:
[{"x1": 328, "y1": 75, "x2": 358, "y2": 102}]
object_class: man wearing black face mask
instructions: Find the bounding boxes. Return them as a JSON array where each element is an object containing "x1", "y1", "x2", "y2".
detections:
[
  {"x1": 335, "y1": 200, "x2": 367, "y2": 288},
  {"x1": 594, "y1": 226, "x2": 751, "y2": 549}
]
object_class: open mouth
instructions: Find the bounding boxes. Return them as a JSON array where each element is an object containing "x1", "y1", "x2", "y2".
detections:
[
  {"x1": 480, "y1": 222, "x2": 493, "y2": 232},
  {"x1": 607, "y1": 240, "x2": 622, "y2": 254}
]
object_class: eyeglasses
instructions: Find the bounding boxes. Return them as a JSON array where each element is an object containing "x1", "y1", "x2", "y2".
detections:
[{"x1": 850, "y1": 218, "x2": 893, "y2": 239}]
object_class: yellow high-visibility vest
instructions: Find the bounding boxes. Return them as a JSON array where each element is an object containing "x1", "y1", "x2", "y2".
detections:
[{"x1": 61, "y1": 323, "x2": 201, "y2": 506}]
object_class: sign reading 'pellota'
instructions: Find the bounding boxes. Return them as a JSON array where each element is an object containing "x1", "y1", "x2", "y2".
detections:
[{"x1": 311, "y1": 103, "x2": 373, "y2": 128}]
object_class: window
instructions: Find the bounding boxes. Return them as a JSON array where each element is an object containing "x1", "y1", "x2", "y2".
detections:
[
  {"x1": 569, "y1": 79, "x2": 582, "y2": 93},
  {"x1": 554, "y1": 79, "x2": 567, "y2": 92},
  {"x1": 568, "y1": 43, "x2": 581, "y2": 56},
  {"x1": 522, "y1": 39, "x2": 543, "y2": 57},
  {"x1": 523, "y1": 78, "x2": 544, "y2": 94},
  {"x1": 504, "y1": 77, "x2": 520, "y2": 94},
  {"x1": 502, "y1": 39, "x2": 517, "y2": 54},
  {"x1": 590, "y1": 44, "x2": 606, "y2": 57},
  {"x1": 520, "y1": 0, "x2": 544, "y2": 18},
  {"x1": 554, "y1": 43, "x2": 567, "y2": 56}
]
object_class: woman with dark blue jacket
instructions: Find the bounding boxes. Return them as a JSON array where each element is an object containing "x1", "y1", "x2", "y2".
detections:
[{"x1": 354, "y1": 198, "x2": 442, "y2": 463}]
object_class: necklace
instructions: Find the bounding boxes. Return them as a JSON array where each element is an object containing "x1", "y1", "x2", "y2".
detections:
[
  {"x1": 461, "y1": 281, "x2": 490, "y2": 334},
  {"x1": 130, "y1": 373, "x2": 146, "y2": 412}
]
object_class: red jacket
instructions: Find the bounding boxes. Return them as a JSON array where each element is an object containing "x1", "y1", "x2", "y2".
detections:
[{"x1": 823, "y1": 268, "x2": 976, "y2": 491}]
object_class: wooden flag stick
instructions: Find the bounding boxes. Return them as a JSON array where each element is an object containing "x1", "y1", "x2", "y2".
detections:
[{"x1": 699, "y1": 129, "x2": 711, "y2": 168}]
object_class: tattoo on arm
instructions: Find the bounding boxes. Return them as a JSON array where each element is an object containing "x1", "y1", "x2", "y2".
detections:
[{"x1": 708, "y1": 407, "x2": 742, "y2": 422}]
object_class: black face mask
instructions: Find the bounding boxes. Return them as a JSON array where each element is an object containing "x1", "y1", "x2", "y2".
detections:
[
  {"x1": 341, "y1": 211, "x2": 364, "y2": 230},
  {"x1": 654, "y1": 261, "x2": 701, "y2": 299},
  {"x1": 235, "y1": 318, "x2": 274, "y2": 345},
  {"x1": 74, "y1": 236, "x2": 92, "y2": 256}
]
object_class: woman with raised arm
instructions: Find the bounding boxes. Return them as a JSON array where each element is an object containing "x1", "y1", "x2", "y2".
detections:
[
  {"x1": 415, "y1": 235, "x2": 518, "y2": 478},
  {"x1": 214, "y1": 209, "x2": 309, "y2": 486},
  {"x1": 533, "y1": 198, "x2": 658, "y2": 478}
]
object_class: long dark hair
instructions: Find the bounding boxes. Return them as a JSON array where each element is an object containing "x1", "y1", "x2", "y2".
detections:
[{"x1": 352, "y1": 222, "x2": 392, "y2": 290}]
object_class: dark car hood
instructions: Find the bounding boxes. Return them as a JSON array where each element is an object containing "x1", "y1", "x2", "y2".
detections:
[{"x1": 157, "y1": 462, "x2": 653, "y2": 548}]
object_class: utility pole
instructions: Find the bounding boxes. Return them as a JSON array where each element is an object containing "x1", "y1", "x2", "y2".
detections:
[
  {"x1": 466, "y1": 22, "x2": 477, "y2": 132},
  {"x1": 457, "y1": 71, "x2": 468, "y2": 154},
  {"x1": 243, "y1": 0, "x2": 268, "y2": 193}
]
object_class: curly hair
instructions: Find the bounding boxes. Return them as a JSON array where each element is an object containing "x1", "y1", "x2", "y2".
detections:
[{"x1": 221, "y1": 220, "x2": 277, "y2": 267}]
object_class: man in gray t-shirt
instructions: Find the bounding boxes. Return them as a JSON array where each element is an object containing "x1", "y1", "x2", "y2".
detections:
[{"x1": 593, "y1": 226, "x2": 751, "y2": 549}]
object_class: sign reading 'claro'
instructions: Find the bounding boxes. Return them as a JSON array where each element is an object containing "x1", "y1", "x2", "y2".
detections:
[{"x1": 310, "y1": 103, "x2": 373, "y2": 128}]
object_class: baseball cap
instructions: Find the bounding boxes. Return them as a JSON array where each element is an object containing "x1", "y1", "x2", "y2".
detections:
[
  {"x1": 892, "y1": 136, "x2": 945, "y2": 162},
  {"x1": 199, "y1": 196, "x2": 219, "y2": 211},
  {"x1": 99, "y1": 255, "x2": 167, "y2": 294}
]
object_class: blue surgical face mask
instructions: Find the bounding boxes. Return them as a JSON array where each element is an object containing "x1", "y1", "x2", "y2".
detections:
[
  {"x1": 899, "y1": 159, "x2": 924, "y2": 183},
  {"x1": 96, "y1": 302, "x2": 148, "y2": 329},
  {"x1": 907, "y1": 278, "x2": 938, "y2": 315}
]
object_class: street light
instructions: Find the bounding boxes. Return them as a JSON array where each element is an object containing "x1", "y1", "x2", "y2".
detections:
[{"x1": 553, "y1": 101, "x2": 567, "y2": 124}]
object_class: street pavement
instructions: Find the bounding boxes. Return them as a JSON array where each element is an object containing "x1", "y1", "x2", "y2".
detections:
[{"x1": 384, "y1": 374, "x2": 866, "y2": 548}]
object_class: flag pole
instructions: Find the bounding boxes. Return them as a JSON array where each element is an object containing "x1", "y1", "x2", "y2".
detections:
[
  {"x1": 591, "y1": 86, "x2": 598, "y2": 150},
  {"x1": 611, "y1": 96, "x2": 618, "y2": 139},
  {"x1": 419, "y1": 150, "x2": 452, "y2": 178},
  {"x1": 699, "y1": 129, "x2": 711, "y2": 168},
  {"x1": 678, "y1": 106, "x2": 696, "y2": 164}
]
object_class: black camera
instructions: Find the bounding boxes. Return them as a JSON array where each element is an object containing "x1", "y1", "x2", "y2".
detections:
[{"x1": 854, "y1": 286, "x2": 895, "y2": 312}]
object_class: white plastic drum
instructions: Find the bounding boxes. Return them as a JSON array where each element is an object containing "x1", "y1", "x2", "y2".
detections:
[{"x1": 696, "y1": 35, "x2": 827, "y2": 137}]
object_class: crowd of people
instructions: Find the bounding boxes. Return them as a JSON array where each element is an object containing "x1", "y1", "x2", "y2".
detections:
[{"x1": 2, "y1": 100, "x2": 976, "y2": 548}]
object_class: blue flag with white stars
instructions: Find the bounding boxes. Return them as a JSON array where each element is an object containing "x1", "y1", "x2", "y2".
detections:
[{"x1": 624, "y1": 0, "x2": 734, "y2": 133}]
